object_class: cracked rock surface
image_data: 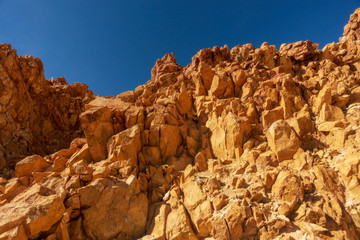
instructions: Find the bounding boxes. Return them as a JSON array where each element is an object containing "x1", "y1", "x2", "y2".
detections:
[{"x1": 2, "y1": 8, "x2": 360, "y2": 240}]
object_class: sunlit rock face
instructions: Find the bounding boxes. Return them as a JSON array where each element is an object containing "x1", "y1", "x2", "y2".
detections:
[
  {"x1": 3, "y1": 8, "x2": 360, "y2": 240},
  {"x1": 0, "y1": 44, "x2": 94, "y2": 177}
]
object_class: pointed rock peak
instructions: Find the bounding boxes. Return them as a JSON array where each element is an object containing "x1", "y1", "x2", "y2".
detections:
[
  {"x1": 151, "y1": 53, "x2": 182, "y2": 81},
  {"x1": 161, "y1": 53, "x2": 177, "y2": 64},
  {"x1": 343, "y1": 8, "x2": 360, "y2": 42},
  {"x1": 189, "y1": 45, "x2": 231, "y2": 71}
]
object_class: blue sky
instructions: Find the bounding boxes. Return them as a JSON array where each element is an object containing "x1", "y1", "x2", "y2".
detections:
[{"x1": 0, "y1": 1, "x2": 358, "y2": 96}]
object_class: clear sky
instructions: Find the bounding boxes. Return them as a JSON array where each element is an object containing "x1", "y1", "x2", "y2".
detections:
[{"x1": 0, "y1": 1, "x2": 358, "y2": 96}]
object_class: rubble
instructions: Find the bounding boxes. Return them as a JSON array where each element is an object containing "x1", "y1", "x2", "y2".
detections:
[{"x1": 1, "y1": 8, "x2": 360, "y2": 240}]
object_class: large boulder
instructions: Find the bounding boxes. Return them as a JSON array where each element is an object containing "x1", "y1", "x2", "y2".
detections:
[
  {"x1": 279, "y1": 40, "x2": 318, "y2": 61},
  {"x1": 0, "y1": 183, "x2": 66, "y2": 239},
  {"x1": 182, "y1": 177, "x2": 213, "y2": 237},
  {"x1": 80, "y1": 107, "x2": 114, "y2": 161},
  {"x1": 266, "y1": 120, "x2": 301, "y2": 161},
  {"x1": 15, "y1": 155, "x2": 51, "y2": 177},
  {"x1": 82, "y1": 176, "x2": 148, "y2": 239},
  {"x1": 272, "y1": 171, "x2": 304, "y2": 216},
  {"x1": 207, "y1": 112, "x2": 251, "y2": 160},
  {"x1": 107, "y1": 124, "x2": 142, "y2": 176}
]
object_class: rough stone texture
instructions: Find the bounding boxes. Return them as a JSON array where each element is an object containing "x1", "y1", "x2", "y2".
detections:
[
  {"x1": 82, "y1": 177, "x2": 148, "y2": 239},
  {"x1": 0, "y1": 44, "x2": 94, "y2": 177},
  {"x1": 3, "y1": 8, "x2": 360, "y2": 240},
  {"x1": 80, "y1": 107, "x2": 114, "y2": 162},
  {"x1": 15, "y1": 155, "x2": 50, "y2": 177},
  {"x1": 266, "y1": 120, "x2": 301, "y2": 161}
]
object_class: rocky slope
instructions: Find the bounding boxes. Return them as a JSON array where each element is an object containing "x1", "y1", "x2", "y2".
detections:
[
  {"x1": 2, "y1": 8, "x2": 360, "y2": 240},
  {"x1": 0, "y1": 45, "x2": 94, "y2": 178}
]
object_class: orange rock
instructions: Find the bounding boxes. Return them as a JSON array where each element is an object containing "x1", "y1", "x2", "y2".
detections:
[
  {"x1": 116, "y1": 90, "x2": 136, "y2": 103},
  {"x1": 107, "y1": 124, "x2": 142, "y2": 176},
  {"x1": 125, "y1": 106, "x2": 144, "y2": 129},
  {"x1": 266, "y1": 120, "x2": 301, "y2": 161},
  {"x1": 194, "y1": 150, "x2": 209, "y2": 172},
  {"x1": 272, "y1": 171, "x2": 304, "y2": 216},
  {"x1": 175, "y1": 86, "x2": 192, "y2": 115},
  {"x1": 165, "y1": 201, "x2": 197, "y2": 240},
  {"x1": 0, "y1": 44, "x2": 94, "y2": 172},
  {"x1": 159, "y1": 125, "x2": 181, "y2": 159},
  {"x1": 208, "y1": 112, "x2": 251, "y2": 160},
  {"x1": 80, "y1": 107, "x2": 114, "y2": 161},
  {"x1": 182, "y1": 178, "x2": 212, "y2": 237},
  {"x1": 224, "y1": 202, "x2": 245, "y2": 239},
  {"x1": 209, "y1": 73, "x2": 234, "y2": 99},
  {"x1": 0, "y1": 225, "x2": 27, "y2": 240},
  {"x1": 312, "y1": 83, "x2": 332, "y2": 114},
  {"x1": 82, "y1": 177, "x2": 148, "y2": 239},
  {"x1": 318, "y1": 104, "x2": 345, "y2": 122},
  {"x1": 142, "y1": 203, "x2": 170, "y2": 240},
  {"x1": 2, "y1": 9, "x2": 360, "y2": 240},
  {"x1": 279, "y1": 40, "x2": 318, "y2": 61},
  {"x1": 15, "y1": 155, "x2": 51, "y2": 177},
  {"x1": 0, "y1": 184, "x2": 65, "y2": 239},
  {"x1": 261, "y1": 106, "x2": 284, "y2": 130},
  {"x1": 67, "y1": 143, "x2": 93, "y2": 167}
]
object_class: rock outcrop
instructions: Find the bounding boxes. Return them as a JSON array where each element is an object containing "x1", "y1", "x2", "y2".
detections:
[
  {"x1": 0, "y1": 45, "x2": 94, "y2": 177},
  {"x1": 2, "y1": 8, "x2": 360, "y2": 240}
]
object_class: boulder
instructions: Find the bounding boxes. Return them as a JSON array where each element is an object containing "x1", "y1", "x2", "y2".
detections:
[
  {"x1": 279, "y1": 40, "x2": 318, "y2": 61},
  {"x1": 80, "y1": 107, "x2": 114, "y2": 161},
  {"x1": 159, "y1": 125, "x2": 181, "y2": 159},
  {"x1": 182, "y1": 178, "x2": 213, "y2": 237},
  {"x1": 312, "y1": 84, "x2": 332, "y2": 114},
  {"x1": 266, "y1": 120, "x2": 301, "y2": 161},
  {"x1": 107, "y1": 124, "x2": 142, "y2": 176},
  {"x1": 0, "y1": 183, "x2": 66, "y2": 239},
  {"x1": 207, "y1": 112, "x2": 251, "y2": 160},
  {"x1": 165, "y1": 202, "x2": 198, "y2": 240},
  {"x1": 318, "y1": 104, "x2": 345, "y2": 122},
  {"x1": 82, "y1": 177, "x2": 148, "y2": 239},
  {"x1": 15, "y1": 155, "x2": 51, "y2": 177},
  {"x1": 261, "y1": 106, "x2": 284, "y2": 130},
  {"x1": 272, "y1": 171, "x2": 304, "y2": 216},
  {"x1": 143, "y1": 203, "x2": 170, "y2": 240}
]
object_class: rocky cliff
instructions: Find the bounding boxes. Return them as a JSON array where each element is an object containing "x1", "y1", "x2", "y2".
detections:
[
  {"x1": 1, "y1": 8, "x2": 360, "y2": 240},
  {"x1": 0, "y1": 44, "x2": 94, "y2": 178}
]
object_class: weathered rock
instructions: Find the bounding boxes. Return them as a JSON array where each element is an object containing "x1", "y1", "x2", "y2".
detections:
[
  {"x1": 312, "y1": 83, "x2": 332, "y2": 114},
  {"x1": 0, "y1": 225, "x2": 27, "y2": 240},
  {"x1": 143, "y1": 203, "x2": 170, "y2": 240},
  {"x1": 272, "y1": 171, "x2": 304, "y2": 216},
  {"x1": 182, "y1": 178, "x2": 213, "y2": 237},
  {"x1": 15, "y1": 155, "x2": 51, "y2": 177},
  {"x1": 261, "y1": 106, "x2": 284, "y2": 130},
  {"x1": 266, "y1": 120, "x2": 301, "y2": 161},
  {"x1": 82, "y1": 177, "x2": 148, "y2": 239},
  {"x1": 80, "y1": 107, "x2": 114, "y2": 161},
  {"x1": 343, "y1": 8, "x2": 360, "y2": 41},
  {"x1": 159, "y1": 125, "x2": 181, "y2": 159},
  {"x1": 0, "y1": 183, "x2": 66, "y2": 239},
  {"x1": 207, "y1": 112, "x2": 251, "y2": 160},
  {"x1": 0, "y1": 44, "x2": 93, "y2": 173},
  {"x1": 318, "y1": 104, "x2": 345, "y2": 122},
  {"x1": 165, "y1": 201, "x2": 197, "y2": 240},
  {"x1": 107, "y1": 124, "x2": 142, "y2": 176},
  {"x1": 279, "y1": 40, "x2": 318, "y2": 61},
  {"x1": 2, "y1": 9, "x2": 360, "y2": 240},
  {"x1": 67, "y1": 143, "x2": 93, "y2": 167}
]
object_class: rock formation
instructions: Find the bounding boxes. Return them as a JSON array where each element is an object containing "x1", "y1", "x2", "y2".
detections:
[
  {"x1": 0, "y1": 44, "x2": 94, "y2": 178},
  {"x1": 2, "y1": 8, "x2": 360, "y2": 240}
]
